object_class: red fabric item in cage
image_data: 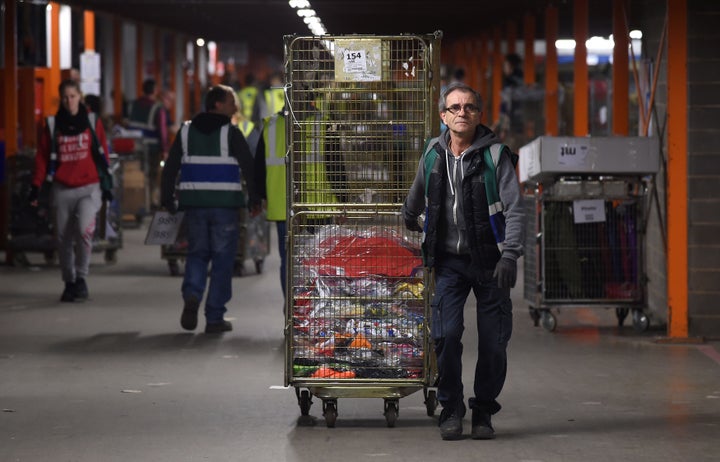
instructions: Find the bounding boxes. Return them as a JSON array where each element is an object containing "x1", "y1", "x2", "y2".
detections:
[{"x1": 312, "y1": 235, "x2": 421, "y2": 278}]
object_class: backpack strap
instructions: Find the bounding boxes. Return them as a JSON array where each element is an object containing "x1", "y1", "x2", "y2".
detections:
[{"x1": 422, "y1": 137, "x2": 440, "y2": 198}]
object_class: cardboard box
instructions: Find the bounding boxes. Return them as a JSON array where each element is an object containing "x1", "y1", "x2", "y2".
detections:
[{"x1": 519, "y1": 136, "x2": 660, "y2": 183}]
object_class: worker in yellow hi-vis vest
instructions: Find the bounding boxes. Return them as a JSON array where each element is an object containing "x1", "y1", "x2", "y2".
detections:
[
  {"x1": 237, "y1": 73, "x2": 267, "y2": 126},
  {"x1": 263, "y1": 110, "x2": 288, "y2": 298},
  {"x1": 300, "y1": 105, "x2": 341, "y2": 211}
]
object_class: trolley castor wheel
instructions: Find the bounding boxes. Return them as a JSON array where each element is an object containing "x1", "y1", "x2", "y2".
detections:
[
  {"x1": 233, "y1": 261, "x2": 244, "y2": 277},
  {"x1": 44, "y1": 250, "x2": 56, "y2": 265},
  {"x1": 540, "y1": 310, "x2": 557, "y2": 332},
  {"x1": 297, "y1": 389, "x2": 312, "y2": 416},
  {"x1": 322, "y1": 399, "x2": 338, "y2": 427},
  {"x1": 168, "y1": 259, "x2": 180, "y2": 276},
  {"x1": 529, "y1": 307, "x2": 541, "y2": 327},
  {"x1": 616, "y1": 307, "x2": 629, "y2": 326},
  {"x1": 104, "y1": 249, "x2": 117, "y2": 264},
  {"x1": 424, "y1": 389, "x2": 438, "y2": 416},
  {"x1": 632, "y1": 309, "x2": 650, "y2": 333},
  {"x1": 384, "y1": 399, "x2": 399, "y2": 427}
]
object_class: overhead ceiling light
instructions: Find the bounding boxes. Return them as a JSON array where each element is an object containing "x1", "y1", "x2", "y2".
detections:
[
  {"x1": 296, "y1": 8, "x2": 316, "y2": 17},
  {"x1": 289, "y1": 0, "x2": 310, "y2": 8}
]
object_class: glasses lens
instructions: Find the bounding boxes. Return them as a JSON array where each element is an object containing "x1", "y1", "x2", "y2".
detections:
[{"x1": 446, "y1": 104, "x2": 479, "y2": 114}]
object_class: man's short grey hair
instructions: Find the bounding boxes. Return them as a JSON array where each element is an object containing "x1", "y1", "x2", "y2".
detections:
[{"x1": 438, "y1": 82, "x2": 483, "y2": 113}]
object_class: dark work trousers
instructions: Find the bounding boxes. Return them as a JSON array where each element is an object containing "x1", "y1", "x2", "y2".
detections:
[{"x1": 431, "y1": 253, "x2": 513, "y2": 416}]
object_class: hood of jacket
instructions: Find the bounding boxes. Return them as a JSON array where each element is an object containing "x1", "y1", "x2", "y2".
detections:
[{"x1": 190, "y1": 112, "x2": 231, "y2": 134}]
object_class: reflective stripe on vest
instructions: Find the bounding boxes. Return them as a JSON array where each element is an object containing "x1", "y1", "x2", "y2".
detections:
[
  {"x1": 178, "y1": 122, "x2": 241, "y2": 192},
  {"x1": 238, "y1": 120, "x2": 261, "y2": 158}
]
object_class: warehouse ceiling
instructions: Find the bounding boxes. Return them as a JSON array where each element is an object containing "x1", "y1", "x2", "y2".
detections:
[{"x1": 63, "y1": 0, "x2": 619, "y2": 57}]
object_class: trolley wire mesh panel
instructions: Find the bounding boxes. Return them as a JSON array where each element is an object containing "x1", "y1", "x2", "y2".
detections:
[
  {"x1": 523, "y1": 178, "x2": 650, "y2": 332},
  {"x1": 285, "y1": 33, "x2": 441, "y2": 208},
  {"x1": 284, "y1": 33, "x2": 441, "y2": 427}
]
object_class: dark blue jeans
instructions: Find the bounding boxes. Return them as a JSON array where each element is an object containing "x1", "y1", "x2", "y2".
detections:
[
  {"x1": 275, "y1": 220, "x2": 287, "y2": 298},
  {"x1": 431, "y1": 253, "x2": 513, "y2": 416},
  {"x1": 182, "y1": 207, "x2": 239, "y2": 324}
]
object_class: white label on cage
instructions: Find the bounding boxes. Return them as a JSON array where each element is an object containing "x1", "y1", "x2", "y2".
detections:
[
  {"x1": 557, "y1": 142, "x2": 589, "y2": 167},
  {"x1": 573, "y1": 199, "x2": 606, "y2": 224},
  {"x1": 343, "y1": 50, "x2": 368, "y2": 73},
  {"x1": 334, "y1": 39, "x2": 382, "y2": 82}
]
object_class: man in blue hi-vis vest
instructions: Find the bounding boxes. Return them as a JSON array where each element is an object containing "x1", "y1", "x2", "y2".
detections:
[
  {"x1": 161, "y1": 85, "x2": 260, "y2": 334},
  {"x1": 402, "y1": 82, "x2": 523, "y2": 441}
]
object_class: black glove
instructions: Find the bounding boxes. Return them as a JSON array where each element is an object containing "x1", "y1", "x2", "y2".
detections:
[
  {"x1": 404, "y1": 216, "x2": 423, "y2": 233},
  {"x1": 28, "y1": 185, "x2": 39, "y2": 205},
  {"x1": 493, "y1": 257, "x2": 517, "y2": 289},
  {"x1": 102, "y1": 190, "x2": 114, "y2": 203}
]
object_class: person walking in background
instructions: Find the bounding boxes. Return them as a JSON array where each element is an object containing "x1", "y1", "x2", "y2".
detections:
[
  {"x1": 30, "y1": 79, "x2": 113, "y2": 302},
  {"x1": 127, "y1": 78, "x2": 168, "y2": 209},
  {"x1": 263, "y1": 109, "x2": 288, "y2": 302},
  {"x1": 402, "y1": 82, "x2": 523, "y2": 440},
  {"x1": 161, "y1": 85, "x2": 260, "y2": 334}
]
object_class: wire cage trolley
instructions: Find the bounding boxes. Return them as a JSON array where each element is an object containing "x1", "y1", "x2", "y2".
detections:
[
  {"x1": 284, "y1": 32, "x2": 442, "y2": 427},
  {"x1": 519, "y1": 136, "x2": 660, "y2": 332}
]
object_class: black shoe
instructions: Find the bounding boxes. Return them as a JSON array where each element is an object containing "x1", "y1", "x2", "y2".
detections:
[
  {"x1": 74, "y1": 278, "x2": 89, "y2": 301},
  {"x1": 180, "y1": 296, "x2": 200, "y2": 331},
  {"x1": 60, "y1": 282, "x2": 76, "y2": 302},
  {"x1": 205, "y1": 320, "x2": 233, "y2": 334},
  {"x1": 439, "y1": 407, "x2": 463, "y2": 440},
  {"x1": 471, "y1": 410, "x2": 495, "y2": 440}
]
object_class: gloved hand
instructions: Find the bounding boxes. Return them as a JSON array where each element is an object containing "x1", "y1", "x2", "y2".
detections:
[
  {"x1": 404, "y1": 216, "x2": 423, "y2": 233},
  {"x1": 162, "y1": 200, "x2": 178, "y2": 214},
  {"x1": 493, "y1": 257, "x2": 517, "y2": 289},
  {"x1": 102, "y1": 190, "x2": 114, "y2": 203},
  {"x1": 28, "y1": 185, "x2": 39, "y2": 206}
]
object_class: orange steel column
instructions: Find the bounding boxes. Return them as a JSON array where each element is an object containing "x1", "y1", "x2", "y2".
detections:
[
  {"x1": 479, "y1": 34, "x2": 489, "y2": 125},
  {"x1": 136, "y1": 25, "x2": 144, "y2": 97},
  {"x1": 492, "y1": 27, "x2": 503, "y2": 126},
  {"x1": 154, "y1": 29, "x2": 162, "y2": 86},
  {"x1": 573, "y1": 0, "x2": 589, "y2": 136},
  {"x1": 666, "y1": 0, "x2": 688, "y2": 338},
  {"x1": 544, "y1": 5, "x2": 559, "y2": 136},
  {"x1": 194, "y1": 44, "x2": 202, "y2": 115},
  {"x1": 523, "y1": 13, "x2": 536, "y2": 85},
  {"x1": 83, "y1": 11, "x2": 95, "y2": 51},
  {"x1": 506, "y1": 20, "x2": 517, "y2": 54},
  {"x1": 113, "y1": 19, "x2": 123, "y2": 122},
  {"x1": 612, "y1": 0, "x2": 629, "y2": 135},
  {"x1": 49, "y1": 2, "x2": 61, "y2": 111}
]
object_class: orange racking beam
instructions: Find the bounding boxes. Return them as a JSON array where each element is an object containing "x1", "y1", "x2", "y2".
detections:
[
  {"x1": 113, "y1": 19, "x2": 123, "y2": 122},
  {"x1": 492, "y1": 27, "x2": 503, "y2": 126},
  {"x1": 612, "y1": 0, "x2": 629, "y2": 135},
  {"x1": 544, "y1": 5, "x2": 559, "y2": 136},
  {"x1": 84, "y1": 11, "x2": 95, "y2": 51},
  {"x1": 523, "y1": 13, "x2": 536, "y2": 85},
  {"x1": 49, "y1": 2, "x2": 60, "y2": 111},
  {"x1": 136, "y1": 25, "x2": 144, "y2": 97},
  {"x1": 666, "y1": 0, "x2": 688, "y2": 338},
  {"x1": 506, "y1": 20, "x2": 517, "y2": 54},
  {"x1": 573, "y1": 0, "x2": 589, "y2": 136}
]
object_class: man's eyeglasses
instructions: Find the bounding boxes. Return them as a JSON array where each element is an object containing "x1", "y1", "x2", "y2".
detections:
[{"x1": 444, "y1": 104, "x2": 480, "y2": 115}]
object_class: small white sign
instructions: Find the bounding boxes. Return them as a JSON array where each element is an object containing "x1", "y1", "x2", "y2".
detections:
[
  {"x1": 573, "y1": 199, "x2": 606, "y2": 224},
  {"x1": 144, "y1": 211, "x2": 184, "y2": 245},
  {"x1": 343, "y1": 49, "x2": 368, "y2": 74},
  {"x1": 557, "y1": 142, "x2": 589, "y2": 167}
]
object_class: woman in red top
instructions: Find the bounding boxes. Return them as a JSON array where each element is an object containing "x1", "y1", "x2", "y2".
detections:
[{"x1": 31, "y1": 79, "x2": 110, "y2": 302}]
